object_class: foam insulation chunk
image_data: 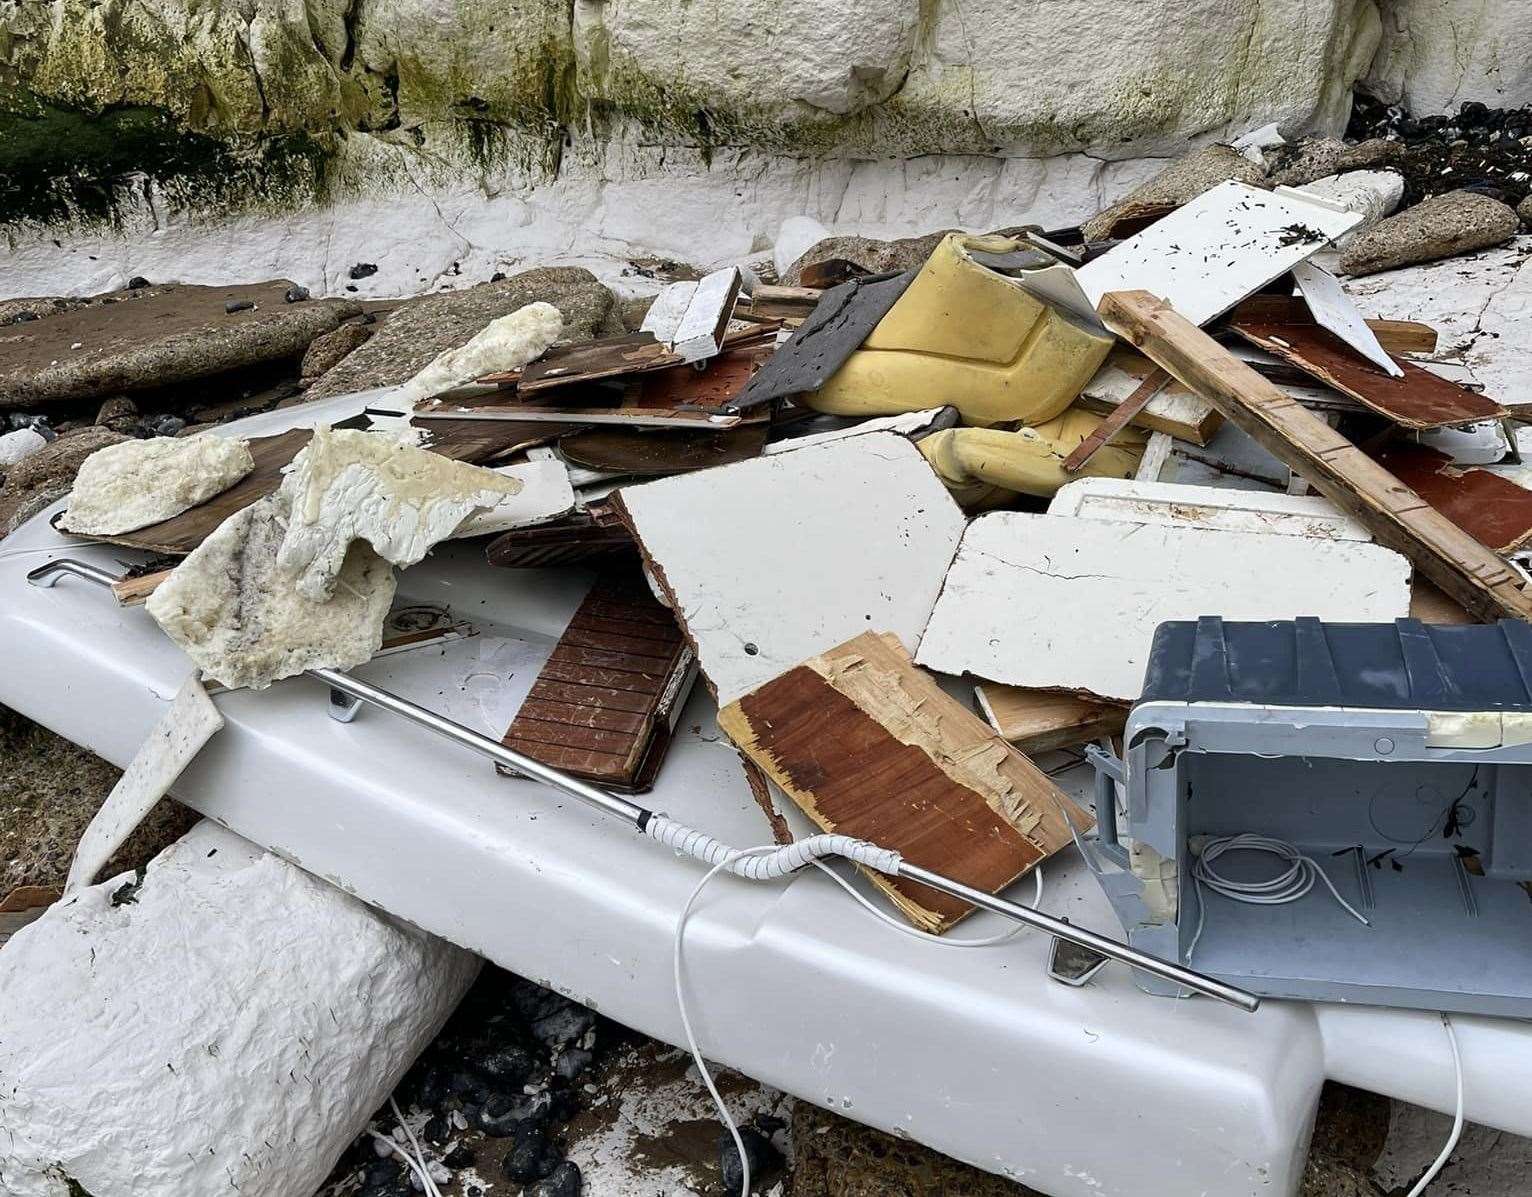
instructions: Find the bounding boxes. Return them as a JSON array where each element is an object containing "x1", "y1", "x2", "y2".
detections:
[
  {"x1": 277, "y1": 426, "x2": 523, "y2": 601},
  {"x1": 395, "y1": 301, "x2": 563, "y2": 405},
  {"x1": 57, "y1": 434, "x2": 254, "y2": 535},
  {"x1": 146, "y1": 491, "x2": 397, "y2": 689},
  {"x1": 0, "y1": 821, "x2": 479, "y2": 1197}
]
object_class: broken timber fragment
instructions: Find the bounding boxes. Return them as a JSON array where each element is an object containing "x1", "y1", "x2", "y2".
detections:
[
  {"x1": 500, "y1": 572, "x2": 696, "y2": 791},
  {"x1": 974, "y1": 685, "x2": 1128, "y2": 755},
  {"x1": 1062, "y1": 368, "x2": 1168, "y2": 472},
  {"x1": 717, "y1": 631, "x2": 1093, "y2": 933},
  {"x1": 1097, "y1": 290, "x2": 1532, "y2": 624},
  {"x1": 1372, "y1": 443, "x2": 1532, "y2": 554},
  {"x1": 1077, "y1": 351, "x2": 1222, "y2": 445},
  {"x1": 639, "y1": 267, "x2": 743, "y2": 363},
  {"x1": 1227, "y1": 312, "x2": 1505, "y2": 430}
]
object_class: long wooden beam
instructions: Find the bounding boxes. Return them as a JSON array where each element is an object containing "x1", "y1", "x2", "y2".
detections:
[{"x1": 1099, "y1": 290, "x2": 1532, "y2": 624}]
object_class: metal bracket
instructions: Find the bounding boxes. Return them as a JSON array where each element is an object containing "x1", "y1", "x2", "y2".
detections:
[{"x1": 1048, "y1": 926, "x2": 1110, "y2": 988}]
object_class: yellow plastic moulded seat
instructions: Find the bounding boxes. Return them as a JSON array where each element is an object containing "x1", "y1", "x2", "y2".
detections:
[{"x1": 805, "y1": 233, "x2": 1115, "y2": 427}]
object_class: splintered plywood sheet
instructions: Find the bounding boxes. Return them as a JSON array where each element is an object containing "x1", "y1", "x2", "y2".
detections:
[
  {"x1": 974, "y1": 685, "x2": 1127, "y2": 754},
  {"x1": 718, "y1": 632, "x2": 1092, "y2": 933},
  {"x1": 1048, "y1": 477, "x2": 1373, "y2": 542},
  {"x1": 1075, "y1": 181, "x2": 1361, "y2": 326},
  {"x1": 1373, "y1": 444, "x2": 1532, "y2": 554},
  {"x1": 613, "y1": 433, "x2": 966, "y2": 705},
  {"x1": 1228, "y1": 317, "x2": 1506, "y2": 430},
  {"x1": 915, "y1": 512, "x2": 1412, "y2": 701}
]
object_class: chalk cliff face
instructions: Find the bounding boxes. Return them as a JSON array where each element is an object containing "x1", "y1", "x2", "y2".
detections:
[{"x1": 0, "y1": 0, "x2": 1521, "y2": 297}]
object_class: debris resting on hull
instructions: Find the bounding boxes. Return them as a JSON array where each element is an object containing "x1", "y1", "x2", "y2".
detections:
[{"x1": 58, "y1": 435, "x2": 255, "y2": 535}]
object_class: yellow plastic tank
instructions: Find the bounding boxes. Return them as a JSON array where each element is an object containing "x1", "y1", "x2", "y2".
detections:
[{"x1": 805, "y1": 234, "x2": 1115, "y2": 427}]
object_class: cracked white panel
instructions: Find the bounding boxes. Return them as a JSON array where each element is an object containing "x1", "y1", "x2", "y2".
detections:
[
  {"x1": 451, "y1": 458, "x2": 576, "y2": 538},
  {"x1": 616, "y1": 432, "x2": 966, "y2": 705},
  {"x1": 146, "y1": 492, "x2": 398, "y2": 690},
  {"x1": 277, "y1": 427, "x2": 523, "y2": 601},
  {"x1": 57, "y1": 435, "x2": 255, "y2": 536},
  {"x1": 1049, "y1": 477, "x2": 1372, "y2": 542},
  {"x1": 915, "y1": 512, "x2": 1411, "y2": 701},
  {"x1": 1342, "y1": 238, "x2": 1532, "y2": 402}
]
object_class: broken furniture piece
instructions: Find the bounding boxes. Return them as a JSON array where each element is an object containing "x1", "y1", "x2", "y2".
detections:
[
  {"x1": 639, "y1": 267, "x2": 744, "y2": 363},
  {"x1": 1098, "y1": 289, "x2": 1532, "y2": 624},
  {"x1": 500, "y1": 571, "x2": 697, "y2": 792},
  {"x1": 917, "y1": 410, "x2": 1146, "y2": 503},
  {"x1": 1091, "y1": 617, "x2": 1532, "y2": 1017},
  {"x1": 718, "y1": 631, "x2": 1092, "y2": 933},
  {"x1": 974, "y1": 685, "x2": 1127, "y2": 755},
  {"x1": 914, "y1": 510, "x2": 1411, "y2": 702}
]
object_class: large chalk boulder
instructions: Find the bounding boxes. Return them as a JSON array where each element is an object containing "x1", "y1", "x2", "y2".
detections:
[
  {"x1": 1366, "y1": 1, "x2": 1532, "y2": 116},
  {"x1": 0, "y1": 821, "x2": 480, "y2": 1197}
]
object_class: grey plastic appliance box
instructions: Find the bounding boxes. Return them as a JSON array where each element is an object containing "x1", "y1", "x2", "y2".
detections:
[{"x1": 1087, "y1": 616, "x2": 1532, "y2": 1017}]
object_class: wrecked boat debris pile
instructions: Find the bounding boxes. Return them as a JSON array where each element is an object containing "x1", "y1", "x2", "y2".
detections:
[{"x1": 8, "y1": 122, "x2": 1532, "y2": 1197}]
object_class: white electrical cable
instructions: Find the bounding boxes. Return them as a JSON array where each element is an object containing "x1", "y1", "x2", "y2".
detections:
[
  {"x1": 672, "y1": 839, "x2": 1046, "y2": 1197},
  {"x1": 368, "y1": 1128, "x2": 441, "y2": 1197},
  {"x1": 1187, "y1": 834, "x2": 1371, "y2": 960},
  {"x1": 1407, "y1": 1014, "x2": 1464, "y2": 1197},
  {"x1": 389, "y1": 1096, "x2": 442, "y2": 1197}
]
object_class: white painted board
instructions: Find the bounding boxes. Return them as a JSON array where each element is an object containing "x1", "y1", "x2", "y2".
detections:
[
  {"x1": 64, "y1": 674, "x2": 224, "y2": 894},
  {"x1": 452, "y1": 458, "x2": 577, "y2": 538},
  {"x1": 638, "y1": 280, "x2": 696, "y2": 343},
  {"x1": 672, "y1": 267, "x2": 742, "y2": 362},
  {"x1": 1048, "y1": 477, "x2": 1372, "y2": 542},
  {"x1": 761, "y1": 407, "x2": 958, "y2": 454},
  {"x1": 914, "y1": 512, "x2": 1411, "y2": 701},
  {"x1": 617, "y1": 432, "x2": 966, "y2": 704},
  {"x1": 1076, "y1": 181, "x2": 1361, "y2": 325},
  {"x1": 1080, "y1": 360, "x2": 1217, "y2": 436},
  {"x1": 1292, "y1": 260, "x2": 1403, "y2": 377}
]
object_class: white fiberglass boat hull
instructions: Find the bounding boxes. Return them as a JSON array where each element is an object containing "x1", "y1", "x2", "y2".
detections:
[{"x1": 2, "y1": 394, "x2": 1530, "y2": 1197}]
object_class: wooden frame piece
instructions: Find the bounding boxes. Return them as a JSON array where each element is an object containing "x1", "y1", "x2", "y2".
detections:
[{"x1": 1098, "y1": 290, "x2": 1532, "y2": 623}]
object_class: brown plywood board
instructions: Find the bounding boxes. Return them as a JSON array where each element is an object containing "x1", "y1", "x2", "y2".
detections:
[
  {"x1": 974, "y1": 685, "x2": 1128, "y2": 754},
  {"x1": 717, "y1": 631, "x2": 1092, "y2": 934},
  {"x1": 1373, "y1": 443, "x2": 1532, "y2": 554},
  {"x1": 1098, "y1": 290, "x2": 1532, "y2": 625},
  {"x1": 1228, "y1": 317, "x2": 1505, "y2": 430}
]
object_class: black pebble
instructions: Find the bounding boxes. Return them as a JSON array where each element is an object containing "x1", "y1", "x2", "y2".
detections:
[
  {"x1": 554, "y1": 1047, "x2": 594, "y2": 1081},
  {"x1": 490, "y1": 271, "x2": 507, "y2": 282},
  {"x1": 443, "y1": 1143, "x2": 476, "y2": 1168},
  {"x1": 127, "y1": 276, "x2": 150, "y2": 289},
  {"x1": 14, "y1": 311, "x2": 38, "y2": 323},
  {"x1": 528, "y1": 1160, "x2": 582, "y2": 1197},
  {"x1": 224, "y1": 299, "x2": 255, "y2": 314},
  {"x1": 718, "y1": 1127, "x2": 781, "y2": 1193},
  {"x1": 350, "y1": 262, "x2": 379, "y2": 279},
  {"x1": 285, "y1": 285, "x2": 311, "y2": 303},
  {"x1": 422, "y1": 1113, "x2": 449, "y2": 1145},
  {"x1": 502, "y1": 1122, "x2": 560, "y2": 1182},
  {"x1": 139, "y1": 414, "x2": 186, "y2": 438},
  {"x1": 474, "y1": 1094, "x2": 534, "y2": 1137},
  {"x1": 475, "y1": 1043, "x2": 537, "y2": 1087}
]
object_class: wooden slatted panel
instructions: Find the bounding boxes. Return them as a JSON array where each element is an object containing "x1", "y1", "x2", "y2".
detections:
[{"x1": 502, "y1": 573, "x2": 693, "y2": 791}]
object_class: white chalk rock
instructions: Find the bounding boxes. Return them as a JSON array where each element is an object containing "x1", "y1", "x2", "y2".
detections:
[
  {"x1": 395, "y1": 301, "x2": 563, "y2": 406},
  {"x1": 0, "y1": 821, "x2": 480, "y2": 1197},
  {"x1": 773, "y1": 216, "x2": 834, "y2": 278},
  {"x1": 0, "y1": 427, "x2": 47, "y2": 468},
  {"x1": 57, "y1": 434, "x2": 255, "y2": 535},
  {"x1": 277, "y1": 426, "x2": 523, "y2": 601},
  {"x1": 146, "y1": 490, "x2": 397, "y2": 689},
  {"x1": 1297, "y1": 170, "x2": 1405, "y2": 244},
  {"x1": 1366, "y1": 1, "x2": 1532, "y2": 116}
]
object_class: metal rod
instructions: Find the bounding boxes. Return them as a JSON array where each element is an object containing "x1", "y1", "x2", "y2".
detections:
[
  {"x1": 26, "y1": 556, "x2": 1261, "y2": 1011},
  {"x1": 897, "y1": 861, "x2": 1260, "y2": 1012}
]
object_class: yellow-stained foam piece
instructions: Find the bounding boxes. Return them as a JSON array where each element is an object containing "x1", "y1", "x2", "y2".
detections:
[
  {"x1": 806, "y1": 234, "x2": 1115, "y2": 426},
  {"x1": 919, "y1": 407, "x2": 1146, "y2": 504}
]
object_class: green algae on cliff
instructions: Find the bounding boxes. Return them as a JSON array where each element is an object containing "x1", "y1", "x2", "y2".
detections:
[{"x1": 0, "y1": 90, "x2": 331, "y2": 228}]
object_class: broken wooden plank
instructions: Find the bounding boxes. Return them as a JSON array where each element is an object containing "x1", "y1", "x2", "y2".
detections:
[
  {"x1": 717, "y1": 631, "x2": 1092, "y2": 933},
  {"x1": 1063, "y1": 368, "x2": 1168, "y2": 472},
  {"x1": 914, "y1": 511, "x2": 1412, "y2": 701},
  {"x1": 484, "y1": 501, "x2": 635, "y2": 570},
  {"x1": 500, "y1": 572, "x2": 696, "y2": 792},
  {"x1": 743, "y1": 285, "x2": 821, "y2": 321},
  {"x1": 1098, "y1": 290, "x2": 1532, "y2": 624},
  {"x1": 1049, "y1": 477, "x2": 1372, "y2": 542},
  {"x1": 414, "y1": 405, "x2": 742, "y2": 428},
  {"x1": 613, "y1": 432, "x2": 966, "y2": 705},
  {"x1": 974, "y1": 684, "x2": 1128, "y2": 755},
  {"x1": 1291, "y1": 260, "x2": 1402, "y2": 377},
  {"x1": 1229, "y1": 295, "x2": 1438, "y2": 357},
  {"x1": 1077, "y1": 351, "x2": 1222, "y2": 445},
  {"x1": 1372, "y1": 443, "x2": 1532, "y2": 554},
  {"x1": 515, "y1": 333, "x2": 682, "y2": 394},
  {"x1": 1076, "y1": 182, "x2": 1361, "y2": 325},
  {"x1": 557, "y1": 423, "x2": 768, "y2": 475},
  {"x1": 1228, "y1": 316, "x2": 1505, "y2": 430},
  {"x1": 111, "y1": 567, "x2": 176, "y2": 606}
]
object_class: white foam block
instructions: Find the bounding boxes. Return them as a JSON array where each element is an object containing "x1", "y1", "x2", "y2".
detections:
[
  {"x1": 616, "y1": 432, "x2": 966, "y2": 704},
  {"x1": 915, "y1": 511, "x2": 1411, "y2": 701}
]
